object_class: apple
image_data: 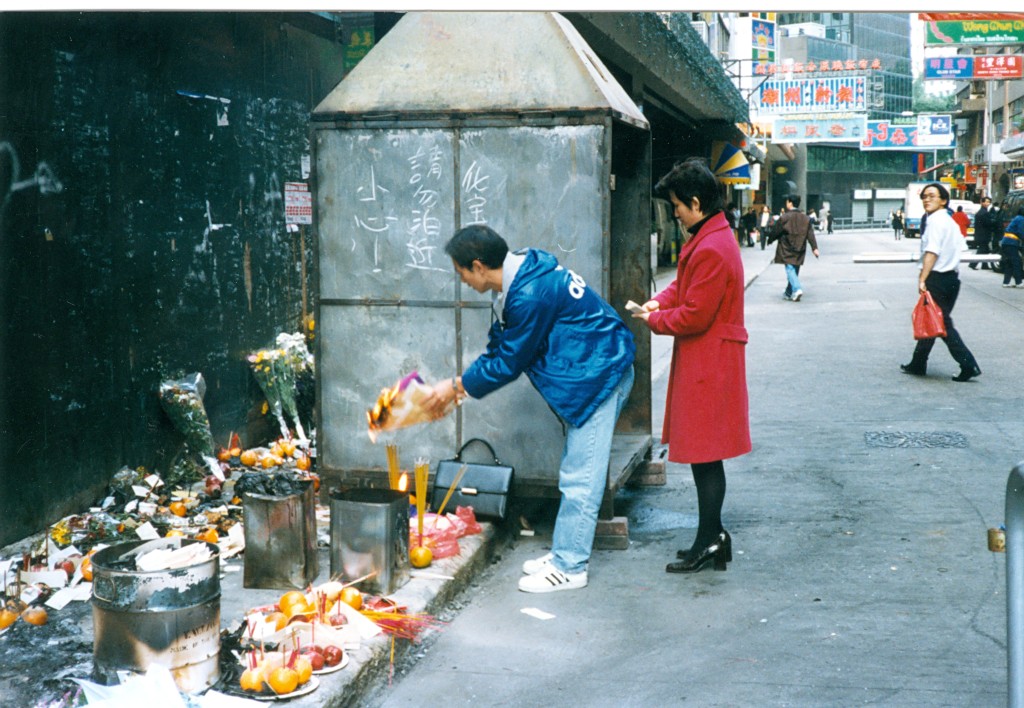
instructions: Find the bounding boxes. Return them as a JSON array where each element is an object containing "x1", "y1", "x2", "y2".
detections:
[{"x1": 322, "y1": 645, "x2": 343, "y2": 667}]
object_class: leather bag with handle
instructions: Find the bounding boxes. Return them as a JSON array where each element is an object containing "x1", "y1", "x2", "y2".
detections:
[
  {"x1": 431, "y1": 438, "x2": 514, "y2": 521},
  {"x1": 912, "y1": 291, "x2": 946, "y2": 340}
]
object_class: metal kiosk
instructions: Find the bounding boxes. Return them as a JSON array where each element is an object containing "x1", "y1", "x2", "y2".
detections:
[{"x1": 310, "y1": 12, "x2": 654, "y2": 542}]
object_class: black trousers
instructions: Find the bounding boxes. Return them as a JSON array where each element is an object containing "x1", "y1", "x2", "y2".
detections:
[{"x1": 910, "y1": 270, "x2": 979, "y2": 371}]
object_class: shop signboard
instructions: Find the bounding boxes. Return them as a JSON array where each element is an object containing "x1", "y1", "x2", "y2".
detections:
[
  {"x1": 923, "y1": 16, "x2": 1024, "y2": 46},
  {"x1": 751, "y1": 18, "x2": 775, "y2": 62},
  {"x1": 754, "y1": 75, "x2": 867, "y2": 115},
  {"x1": 915, "y1": 114, "x2": 954, "y2": 148},
  {"x1": 772, "y1": 114, "x2": 867, "y2": 143},
  {"x1": 924, "y1": 55, "x2": 1023, "y2": 80},
  {"x1": 861, "y1": 119, "x2": 956, "y2": 150}
]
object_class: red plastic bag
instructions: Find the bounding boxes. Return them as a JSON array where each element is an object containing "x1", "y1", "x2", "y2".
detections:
[
  {"x1": 912, "y1": 291, "x2": 946, "y2": 340},
  {"x1": 454, "y1": 506, "x2": 483, "y2": 535},
  {"x1": 410, "y1": 513, "x2": 460, "y2": 559}
]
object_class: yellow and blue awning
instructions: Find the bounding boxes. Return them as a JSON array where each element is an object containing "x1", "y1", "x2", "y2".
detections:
[{"x1": 710, "y1": 141, "x2": 751, "y2": 185}]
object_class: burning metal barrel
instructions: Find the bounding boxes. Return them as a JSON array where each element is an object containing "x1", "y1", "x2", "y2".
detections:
[
  {"x1": 330, "y1": 487, "x2": 410, "y2": 595},
  {"x1": 91, "y1": 538, "x2": 221, "y2": 693}
]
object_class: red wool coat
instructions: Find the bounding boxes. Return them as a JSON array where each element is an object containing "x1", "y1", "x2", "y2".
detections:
[{"x1": 648, "y1": 211, "x2": 751, "y2": 464}]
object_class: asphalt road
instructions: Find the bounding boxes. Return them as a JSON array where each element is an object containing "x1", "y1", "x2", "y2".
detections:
[{"x1": 370, "y1": 228, "x2": 1024, "y2": 707}]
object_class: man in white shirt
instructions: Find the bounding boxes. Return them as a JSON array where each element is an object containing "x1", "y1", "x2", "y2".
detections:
[{"x1": 900, "y1": 182, "x2": 982, "y2": 382}]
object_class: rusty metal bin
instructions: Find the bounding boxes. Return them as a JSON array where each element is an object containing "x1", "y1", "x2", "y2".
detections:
[
  {"x1": 242, "y1": 479, "x2": 318, "y2": 589},
  {"x1": 330, "y1": 488, "x2": 410, "y2": 595},
  {"x1": 91, "y1": 538, "x2": 220, "y2": 693}
]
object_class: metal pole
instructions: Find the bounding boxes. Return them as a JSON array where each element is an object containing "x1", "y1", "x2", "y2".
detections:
[{"x1": 1006, "y1": 463, "x2": 1024, "y2": 707}]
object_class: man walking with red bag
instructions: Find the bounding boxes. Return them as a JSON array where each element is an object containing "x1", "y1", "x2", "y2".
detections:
[{"x1": 900, "y1": 183, "x2": 981, "y2": 382}]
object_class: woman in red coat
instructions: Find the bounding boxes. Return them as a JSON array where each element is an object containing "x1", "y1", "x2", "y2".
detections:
[{"x1": 634, "y1": 157, "x2": 751, "y2": 574}]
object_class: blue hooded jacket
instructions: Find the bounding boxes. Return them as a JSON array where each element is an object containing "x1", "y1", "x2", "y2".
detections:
[{"x1": 461, "y1": 249, "x2": 635, "y2": 427}]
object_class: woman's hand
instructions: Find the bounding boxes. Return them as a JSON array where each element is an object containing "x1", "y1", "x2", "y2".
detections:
[
  {"x1": 423, "y1": 378, "x2": 461, "y2": 416},
  {"x1": 632, "y1": 300, "x2": 659, "y2": 322}
]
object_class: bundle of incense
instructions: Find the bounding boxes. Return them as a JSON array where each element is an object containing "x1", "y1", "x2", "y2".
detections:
[
  {"x1": 414, "y1": 458, "x2": 429, "y2": 545},
  {"x1": 385, "y1": 443, "x2": 400, "y2": 490},
  {"x1": 433, "y1": 464, "x2": 469, "y2": 520}
]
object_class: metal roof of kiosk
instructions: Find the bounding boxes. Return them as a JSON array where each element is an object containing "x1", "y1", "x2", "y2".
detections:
[{"x1": 312, "y1": 11, "x2": 648, "y2": 129}]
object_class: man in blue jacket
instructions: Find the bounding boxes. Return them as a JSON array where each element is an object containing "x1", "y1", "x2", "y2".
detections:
[{"x1": 425, "y1": 224, "x2": 635, "y2": 593}]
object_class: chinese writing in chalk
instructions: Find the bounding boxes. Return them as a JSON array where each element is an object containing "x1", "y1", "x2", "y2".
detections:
[
  {"x1": 462, "y1": 160, "x2": 490, "y2": 225},
  {"x1": 354, "y1": 165, "x2": 398, "y2": 270},
  {"x1": 405, "y1": 144, "x2": 445, "y2": 271}
]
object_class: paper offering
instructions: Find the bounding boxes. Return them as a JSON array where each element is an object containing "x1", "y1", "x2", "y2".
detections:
[{"x1": 625, "y1": 300, "x2": 645, "y2": 314}]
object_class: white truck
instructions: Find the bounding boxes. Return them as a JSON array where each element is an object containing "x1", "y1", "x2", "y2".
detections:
[{"x1": 903, "y1": 181, "x2": 979, "y2": 240}]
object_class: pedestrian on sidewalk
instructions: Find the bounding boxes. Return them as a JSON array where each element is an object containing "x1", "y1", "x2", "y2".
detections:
[
  {"x1": 952, "y1": 205, "x2": 970, "y2": 239},
  {"x1": 631, "y1": 157, "x2": 750, "y2": 574},
  {"x1": 969, "y1": 196, "x2": 994, "y2": 270},
  {"x1": 892, "y1": 209, "x2": 903, "y2": 240},
  {"x1": 767, "y1": 194, "x2": 819, "y2": 302},
  {"x1": 424, "y1": 224, "x2": 636, "y2": 594},
  {"x1": 901, "y1": 182, "x2": 982, "y2": 382},
  {"x1": 1000, "y1": 207, "x2": 1024, "y2": 287},
  {"x1": 759, "y1": 205, "x2": 770, "y2": 250},
  {"x1": 742, "y1": 206, "x2": 758, "y2": 247}
]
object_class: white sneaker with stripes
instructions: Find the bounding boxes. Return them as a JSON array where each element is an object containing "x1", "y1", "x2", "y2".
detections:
[
  {"x1": 518, "y1": 560, "x2": 587, "y2": 593},
  {"x1": 522, "y1": 552, "x2": 553, "y2": 575}
]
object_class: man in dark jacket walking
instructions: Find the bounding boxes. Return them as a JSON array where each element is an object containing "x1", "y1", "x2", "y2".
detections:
[
  {"x1": 769, "y1": 194, "x2": 819, "y2": 301},
  {"x1": 969, "y1": 196, "x2": 994, "y2": 270},
  {"x1": 425, "y1": 224, "x2": 636, "y2": 594}
]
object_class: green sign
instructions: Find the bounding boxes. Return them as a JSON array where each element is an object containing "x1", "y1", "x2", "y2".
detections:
[
  {"x1": 924, "y1": 19, "x2": 1024, "y2": 46},
  {"x1": 344, "y1": 27, "x2": 375, "y2": 72}
]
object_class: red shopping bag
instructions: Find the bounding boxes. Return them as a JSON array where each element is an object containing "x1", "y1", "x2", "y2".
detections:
[{"x1": 912, "y1": 291, "x2": 946, "y2": 340}]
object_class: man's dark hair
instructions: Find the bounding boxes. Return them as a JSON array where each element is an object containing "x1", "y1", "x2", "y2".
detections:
[
  {"x1": 445, "y1": 224, "x2": 508, "y2": 269},
  {"x1": 786, "y1": 194, "x2": 801, "y2": 208},
  {"x1": 923, "y1": 182, "x2": 949, "y2": 203},
  {"x1": 654, "y1": 157, "x2": 724, "y2": 215}
]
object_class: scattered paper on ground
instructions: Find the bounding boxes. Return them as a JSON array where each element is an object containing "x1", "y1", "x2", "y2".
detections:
[{"x1": 521, "y1": 607, "x2": 556, "y2": 621}]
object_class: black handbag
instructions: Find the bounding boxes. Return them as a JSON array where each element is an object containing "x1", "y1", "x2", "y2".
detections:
[{"x1": 431, "y1": 438, "x2": 514, "y2": 521}]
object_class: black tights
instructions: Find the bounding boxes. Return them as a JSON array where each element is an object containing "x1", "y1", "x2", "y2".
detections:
[{"x1": 690, "y1": 460, "x2": 726, "y2": 553}]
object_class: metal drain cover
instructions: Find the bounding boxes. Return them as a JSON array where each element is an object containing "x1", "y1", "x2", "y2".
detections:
[{"x1": 864, "y1": 431, "x2": 968, "y2": 448}]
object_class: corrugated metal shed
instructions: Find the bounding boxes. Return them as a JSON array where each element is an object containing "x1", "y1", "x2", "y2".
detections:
[{"x1": 313, "y1": 11, "x2": 648, "y2": 129}]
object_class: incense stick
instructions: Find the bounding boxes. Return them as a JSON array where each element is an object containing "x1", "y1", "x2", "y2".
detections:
[
  {"x1": 433, "y1": 464, "x2": 469, "y2": 520},
  {"x1": 414, "y1": 458, "x2": 429, "y2": 546},
  {"x1": 385, "y1": 443, "x2": 400, "y2": 490}
]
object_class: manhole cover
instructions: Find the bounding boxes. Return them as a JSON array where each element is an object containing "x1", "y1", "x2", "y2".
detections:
[{"x1": 864, "y1": 431, "x2": 968, "y2": 448}]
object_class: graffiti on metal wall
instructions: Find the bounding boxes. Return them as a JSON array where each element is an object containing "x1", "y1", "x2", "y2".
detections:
[{"x1": 0, "y1": 141, "x2": 64, "y2": 210}]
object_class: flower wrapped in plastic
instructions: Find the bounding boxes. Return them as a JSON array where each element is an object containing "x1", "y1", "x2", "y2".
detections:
[
  {"x1": 367, "y1": 371, "x2": 454, "y2": 443},
  {"x1": 247, "y1": 332, "x2": 313, "y2": 445},
  {"x1": 158, "y1": 373, "x2": 221, "y2": 481}
]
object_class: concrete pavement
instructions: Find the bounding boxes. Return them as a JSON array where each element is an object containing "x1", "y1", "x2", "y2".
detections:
[{"x1": 371, "y1": 228, "x2": 1023, "y2": 707}]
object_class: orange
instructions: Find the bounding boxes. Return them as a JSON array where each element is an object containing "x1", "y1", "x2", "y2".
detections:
[
  {"x1": 410, "y1": 545, "x2": 433, "y2": 568},
  {"x1": 0, "y1": 608, "x2": 18, "y2": 630},
  {"x1": 294, "y1": 453, "x2": 311, "y2": 471},
  {"x1": 239, "y1": 449, "x2": 258, "y2": 467},
  {"x1": 216, "y1": 448, "x2": 232, "y2": 462},
  {"x1": 229, "y1": 446, "x2": 242, "y2": 457},
  {"x1": 291, "y1": 655, "x2": 313, "y2": 685},
  {"x1": 280, "y1": 440, "x2": 296, "y2": 457},
  {"x1": 165, "y1": 529, "x2": 186, "y2": 538},
  {"x1": 270, "y1": 442, "x2": 284, "y2": 457},
  {"x1": 339, "y1": 586, "x2": 362, "y2": 611},
  {"x1": 277, "y1": 590, "x2": 308, "y2": 616},
  {"x1": 261, "y1": 455, "x2": 282, "y2": 469},
  {"x1": 168, "y1": 501, "x2": 187, "y2": 517},
  {"x1": 21, "y1": 607, "x2": 48, "y2": 626},
  {"x1": 264, "y1": 611, "x2": 288, "y2": 631},
  {"x1": 239, "y1": 667, "x2": 263, "y2": 693},
  {"x1": 80, "y1": 555, "x2": 94, "y2": 582},
  {"x1": 266, "y1": 667, "x2": 299, "y2": 695},
  {"x1": 197, "y1": 528, "x2": 219, "y2": 544}
]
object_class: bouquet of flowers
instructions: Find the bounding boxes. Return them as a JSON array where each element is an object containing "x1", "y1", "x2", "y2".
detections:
[
  {"x1": 158, "y1": 373, "x2": 221, "y2": 481},
  {"x1": 366, "y1": 371, "x2": 453, "y2": 443},
  {"x1": 248, "y1": 332, "x2": 313, "y2": 445}
]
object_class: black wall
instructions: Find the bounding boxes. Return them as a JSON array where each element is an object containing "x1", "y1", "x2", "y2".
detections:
[{"x1": 0, "y1": 12, "x2": 348, "y2": 546}]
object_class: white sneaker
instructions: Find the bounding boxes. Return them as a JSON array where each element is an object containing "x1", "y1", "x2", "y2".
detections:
[
  {"x1": 518, "y1": 561, "x2": 587, "y2": 593},
  {"x1": 1003, "y1": 283, "x2": 1012, "y2": 288},
  {"x1": 792, "y1": 289, "x2": 803, "y2": 301},
  {"x1": 522, "y1": 552, "x2": 553, "y2": 575}
]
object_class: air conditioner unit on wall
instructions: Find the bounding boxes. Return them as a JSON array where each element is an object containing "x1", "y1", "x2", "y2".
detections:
[{"x1": 691, "y1": 20, "x2": 709, "y2": 45}]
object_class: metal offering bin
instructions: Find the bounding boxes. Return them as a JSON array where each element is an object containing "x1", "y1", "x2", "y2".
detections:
[
  {"x1": 91, "y1": 538, "x2": 221, "y2": 693},
  {"x1": 242, "y1": 479, "x2": 319, "y2": 589},
  {"x1": 330, "y1": 488, "x2": 410, "y2": 595}
]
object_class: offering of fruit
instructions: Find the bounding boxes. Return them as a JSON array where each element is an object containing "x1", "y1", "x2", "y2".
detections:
[
  {"x1": 266, "y1": 666, "x2": 299, "y2": 695},
  {"x1": 168, "y1": 501, "x2": 187, "y2": 517},
  {"x1": 278, "y1": 590, "x2": 308, "y2": 616},
  {"x1": 0, "y1": 607, "x2": 18, "y2": 630},
  {"x1": 21, "y1": 606, "x2": 48, "y2": 626},
  {"x1": 239, "y1": 449, "x2": 258, "y2": 467},
  {"x1": 295, "y1": 453, "x2": 311, "y2": 471},
  {"x1": 239, "y1": 667, "x2": 263, "y2": 693},
  {"x1": 410, "y1": 545, "x2": 433, "y2": 568},
  {"x1": 196, "y1": 528, "x2": 219, "y2": 544},
  {"x1": 322, "y1": 645, "x2": 344, "y2": 667},
  {"x1": 300, "y1": 646, "x2": 325, "y2": 671},
  {"x1": 339, "y1": 586, "x2": 362, "y2": 611},
  {"x1": 291, "y1": 655, "x2": 313, "y2": 684},
  {"x1": 264, "y1": 611, "x2": 288, "y2": 631}
]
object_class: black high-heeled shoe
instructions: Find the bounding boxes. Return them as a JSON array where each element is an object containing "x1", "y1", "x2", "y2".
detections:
[
  {"x1": 668, "y1": 531, "x2": 730, "y2": 573},
  {"x1": 677, "y1": 530, "x2": 732, "y2": 562}
]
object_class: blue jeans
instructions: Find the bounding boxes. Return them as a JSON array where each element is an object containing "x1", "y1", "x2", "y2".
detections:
[
  {"x1": 550, "y1": 366, "x2": 634, "y2": 575},
  {"x1": 784, "y1": 264, "x2": 802, "y2": 296}
]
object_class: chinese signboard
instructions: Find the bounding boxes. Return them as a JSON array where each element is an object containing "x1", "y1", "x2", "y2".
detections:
[
  {"x1": 753, "y1": 75, "x2": 867, "y2": 115},
  {"x1": 284, "y1": 182, "x2": 312, "y2": 224},
  {"x1": 772, "y1": 115, "x2": 867, "y2": 144},
  {"x1": 344, "y1": 26, "x2": 374, "y2": 72},
  {"x1": 923, "y1": 16, "x2": 1024, "y2": 46},
  {"x1": 924, "y1": 55, "x2": 1023, "y2": 80},
  {"x1": 751, "y1": 18, "x2": 775, "y2": 62},
  {"x1": 861, "y1": 120, "x2": 956, "y2": 150}
]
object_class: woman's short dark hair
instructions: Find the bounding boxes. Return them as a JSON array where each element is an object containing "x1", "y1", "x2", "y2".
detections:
[
  {"x1": 654, "y1": 157, "x2": 724, "y2": 215},
  {"x1": 445, "y1": 224, "x2": 508, "y2": 269},
  {"x1": 923, "y1": 182, "x2": 949, "y2": 204}
]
